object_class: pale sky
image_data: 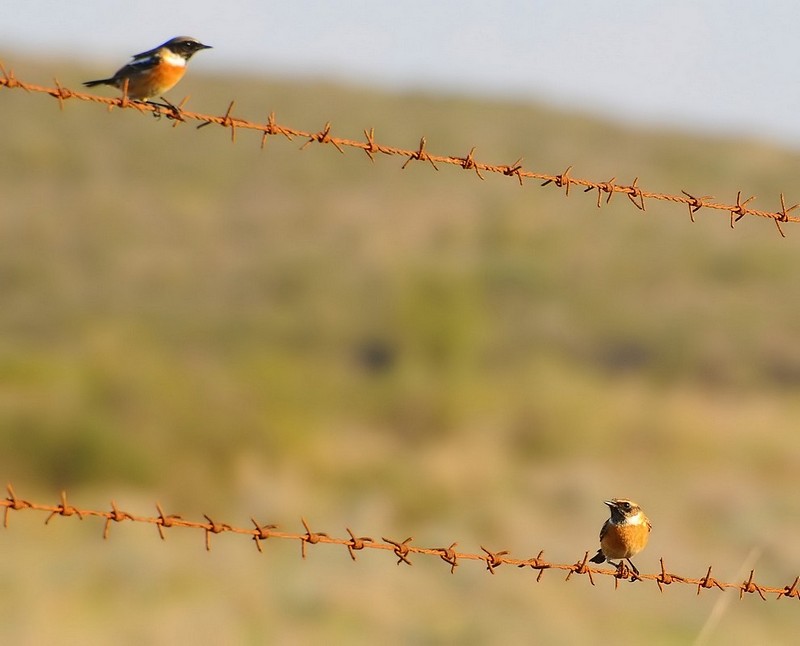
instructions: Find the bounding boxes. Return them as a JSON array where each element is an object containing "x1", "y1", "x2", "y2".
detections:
[{"x1": 2, "y1": 1, "x2": 799, "y2": 146}]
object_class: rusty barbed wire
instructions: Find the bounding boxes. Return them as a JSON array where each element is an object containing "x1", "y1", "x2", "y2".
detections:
[
  {"x1": 2, "y1": 484, "x2": 798, "y2": 600},
  {"x1": 1, "y1": 64, "x2": 798, "y2": 237}
]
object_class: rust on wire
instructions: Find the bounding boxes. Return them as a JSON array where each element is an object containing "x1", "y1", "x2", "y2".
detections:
[
  {"x1": 103, "y1": 500, "x2": 133, "y2": 539},
  {"x1": 730, "y1": 191, "x2": 756, "y2": 228},
  {"x1": 481, "y1": 546, "x2": 509, "y2": 574},
  {"x1": 51, "y1": 78, "x2": 73, "y2": 111},
  {"x1": 363, "y1": 127, "x2": 379, "y2": 161},
  {"x1": 401, "y1": 137, "x2": 439, "y2": 171},
  {"x1": 460, "y1": 147, "x2": 484, "y2": 179},
  {"x1": 503, "y1": 157, "x2": 525, "y2": 186},
  {"x1": 654, "y1": 557, "x2": 687, "y2": 592},
  {"x1": 250, "y1": 518, "x2": 278, "y2": 553},
  {"x1": 45, "y1": 490, "x2": 83, "y2": 524},
  {"x1": 300, "y1": 517, "x2": 329, "y2": 559},
  {"x1": 542, "y1": 165, "x2": 573, "y2": 196},
  {"x1": 203, "y1": 514, "x2": 233, "y2": 551},
  {"x1": 154, "y1": 502, "x2": 181, "y2": 540},
  {"x1": 740, "y1": 570, "x2": 768, "y2": 601},
  {"x1": 345, "y1": 528, "x2": 374, "y2": 561},
  {"x1": 626, "y1": 177, "x2": 646, "y2": 211},
  {"x1": 2, "y1": 483, "x2": 31, "y2": 527},
  {"x1": 437, "y1": 542, "x2": 459, "y2": 573},
  {"x1": 774, "y1": 192, "x2": 798, "y2": 238},
  {"x1": 221, "y1": 101, "x2": 238, "y2": 142},
  {"x1": 301, "y1": 122, "x2": 345, "y2": 153},
  {"x1": 1, "y1": 484, "x2": 799, "y2": 600},
  {"x1": 2, "y1": 69, "x2": 799, "y2": 235},
  {"x1": 0, "y1": 64, "x2": 25, "y2": 91},
  {"x1": 565, "y1": 551, "x2": 594, "y2": 585},
  {"x1": 696, "y1": 566, "x2": 725, "y2": 595},
  {"x1": 681, "y1": 190, "x2": 714, "y2": 223},
  {"x1": 384, "y1": 536, "x2": 414, "y2": 566},
  {"x1": 585, "y1": 176, "x2": 618, "y2": 208},
  {"x1": 778, "y1": 577, "x2": 800, "y2": 600},
  {"x1": 525, "y1": 550, "x2": 551, "y2": 583}
]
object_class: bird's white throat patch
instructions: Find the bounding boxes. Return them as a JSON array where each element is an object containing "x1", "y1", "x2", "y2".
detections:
[
  {"x1": 620, "y1": 511, "x2": 645, "y2": 525},
  {"x1": 161, "y1": 50, "x2": 187, "y2": 67}
]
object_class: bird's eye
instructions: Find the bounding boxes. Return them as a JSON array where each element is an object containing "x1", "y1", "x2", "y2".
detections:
[{"x1": 621, "y1": 502, "x2": 631, "y2": 511}]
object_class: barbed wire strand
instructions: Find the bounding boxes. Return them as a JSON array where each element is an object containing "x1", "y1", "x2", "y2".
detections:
[
  {"x1": 2, "y1": 484, "x2": 798, "y2": 600},
  {"x1": 1, "y1": 64, "x2": 797, "y2": 238}
]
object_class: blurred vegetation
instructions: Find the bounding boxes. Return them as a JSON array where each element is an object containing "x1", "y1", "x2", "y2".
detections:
[{"x1": 1, "y1": 54, "x2": 800, "y2": 644}]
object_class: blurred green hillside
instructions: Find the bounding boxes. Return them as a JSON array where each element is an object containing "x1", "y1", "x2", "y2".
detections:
[{"x1": 1, "y1": 55, "x2": 800, "y2": 644}]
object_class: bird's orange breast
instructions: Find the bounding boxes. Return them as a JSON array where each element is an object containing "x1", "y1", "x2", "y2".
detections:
[
  {"x1": 125, "y1": 62, "x2": 187, "y2": 100},
  {"x1": 600, "y1": 521, "x2": 651, "y2": 559}
]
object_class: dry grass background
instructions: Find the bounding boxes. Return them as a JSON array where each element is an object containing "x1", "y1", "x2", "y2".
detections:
[{"x1": 1, "y1": 54, "x2": 800, "y2": 644}]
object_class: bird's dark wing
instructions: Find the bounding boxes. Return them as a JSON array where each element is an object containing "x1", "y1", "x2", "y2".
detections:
[
  {"x1": 598, "y1": 519, "x2": 610, "y2": 542},
  {"x1": 130, "y1": 45, "x2": 163, "y2": 62},
  {"x1": 107, "y1": 56, "x2": 158, "y2": 83}
]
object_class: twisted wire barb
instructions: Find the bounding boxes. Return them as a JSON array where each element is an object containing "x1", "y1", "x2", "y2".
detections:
[
  {"x1": 1, "y1": 64, "x2": 797, "y2": 237},
  {"x1": 2, "y1": 485, "x2": 798, "y2": 600}
]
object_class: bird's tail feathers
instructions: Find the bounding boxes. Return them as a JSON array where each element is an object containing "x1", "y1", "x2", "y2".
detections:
[
  {"x1": 589, "y1": 550, "x2": 606, "y2": 564},
  {"x1": 83, "y1": 78, "x2": 112, "y2": 88}
]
